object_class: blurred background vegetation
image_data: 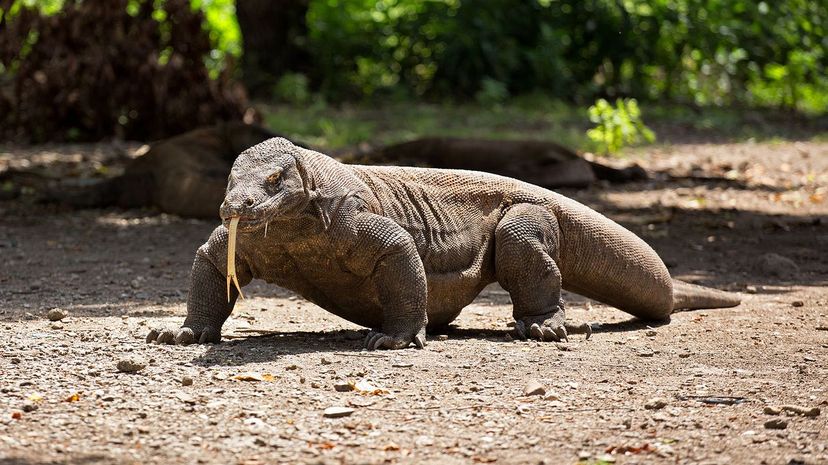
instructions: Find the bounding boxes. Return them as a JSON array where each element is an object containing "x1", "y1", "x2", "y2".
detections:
[{"x1": 1, "y1": 0, "x2": 826, "y2": 150}]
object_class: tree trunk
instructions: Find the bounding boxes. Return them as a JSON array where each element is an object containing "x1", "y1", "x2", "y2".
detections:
[{"x1": 235, "y1": 0, "x2": 310, "y2": 97}]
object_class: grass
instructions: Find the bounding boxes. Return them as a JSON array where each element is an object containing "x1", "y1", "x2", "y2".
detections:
[{"x1": 260, "y1": 96, "x2": 828, "y2": 154}]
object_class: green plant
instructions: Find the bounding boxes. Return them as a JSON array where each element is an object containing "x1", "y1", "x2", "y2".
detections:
[
  {"x1": 274, "y1": 72, "x2": 311, "y2": 104},
  {"x1": 475, "y1": 78, "x2": 510, "y2": 107},
  {"x1": 586, "y1": 98, "x2": 655, "y2": 155}
]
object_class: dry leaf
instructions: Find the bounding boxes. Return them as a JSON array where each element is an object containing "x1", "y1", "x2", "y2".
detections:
[
  {"x1": 233, "y1": 372, "x2": 274, "y2": 382},
  {"x1": 352, "y1": 380, "x2": 388, "y2": 396}
]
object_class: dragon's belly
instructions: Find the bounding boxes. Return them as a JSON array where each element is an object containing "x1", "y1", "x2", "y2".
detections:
[{"x1": 247, "y1": 243, "x2": 494, "y2": 329}]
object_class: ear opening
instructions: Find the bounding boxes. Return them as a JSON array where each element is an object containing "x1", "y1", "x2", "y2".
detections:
[{"x1": 293, "y1": 153, "x2": 332, "y2": 230}]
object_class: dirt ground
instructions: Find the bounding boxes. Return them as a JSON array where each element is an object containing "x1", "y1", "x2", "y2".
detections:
[{"x1": 0, "y1": 139, "x2": 827, "y2": 465}]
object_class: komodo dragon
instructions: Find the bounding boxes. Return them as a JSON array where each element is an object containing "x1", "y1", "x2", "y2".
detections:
[
  {"x1": 147, "y1": 138, "x2": 740, "y2": 349},
  {"x1": 346, "y1": 137, "x2": 648, "y2": 187},
  {"x1": 37, "y1": 125, "x2": 644, "y2": 218}
]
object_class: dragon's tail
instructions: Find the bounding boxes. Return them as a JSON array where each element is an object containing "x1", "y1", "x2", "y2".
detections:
[{"x1": 672, "y1": 279, "x2": 741, "y2": 311}]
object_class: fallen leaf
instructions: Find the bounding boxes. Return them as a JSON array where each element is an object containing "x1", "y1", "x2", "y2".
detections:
[
  {"x1": 605, "y1": 443, "x2": 654, "y2": 454},
  {"x1": 352, "y1": 380, "x2": 388, "y2": 396},
  {"x1": 233, "y1": 372, "x2": 275, "y2": 382}
]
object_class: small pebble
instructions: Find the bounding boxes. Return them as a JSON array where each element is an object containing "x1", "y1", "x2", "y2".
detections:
[
  {"x1": 436, "y1": 335, "x2": 449, "y2": 341},
  {"x1": 764, "y1": 418, "x2": 787, "y2": 430},
  {"x1": 323, "y1": 406, "x2": 355, "y2": 418},
  {"x1": 116, "y1": 357, "x2": 147, "y2": 373},
  {"x1": 764, "y1": 406, "x2": 782, "y2": 415},
  {"x1": 791, "y1": 301, "x2": 804, "y2": 307},
  {"x1": 645, "y1": 398, "x2": 668, "y2": 410},
  {"x1": 49, "y1": 322, "x2": 63, "y2": 330},
  {"x1": 523, "y1": 380, "x2": 546, "y2": 396},
  {"x1": 645, "y1": 329, "x2": 658, "y2": 337},
  {"x1": 47, "y1": 308, "x2": 66, "y2": 321},
  {"x1": 22, "y1": 403, "x2": 38, "y2": 413},
  {"x1": 637, "y1": 349, "x2": 655, "y2": 357},
  {"x1": 181, "y1": 376, "x2": 194, "y2": 386}
]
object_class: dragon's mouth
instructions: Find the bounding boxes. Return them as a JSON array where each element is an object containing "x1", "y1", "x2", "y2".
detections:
[{"x1": 223, "y1": 215, "x2": 265, "y2": 232}]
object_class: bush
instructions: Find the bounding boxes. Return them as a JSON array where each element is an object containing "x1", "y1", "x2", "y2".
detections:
[
  {"x1": 586, "y1": 98, "x2": 655, "y2": 155},
  {"x1": 305, "y1": 0, "x2": 827, "y2": 114},
  {"x1": 274, "y1": 73, "x2": 311, "y2": 104},
  {"x1": 0, "y1": 0, "x2": 251, "y2": 142}
]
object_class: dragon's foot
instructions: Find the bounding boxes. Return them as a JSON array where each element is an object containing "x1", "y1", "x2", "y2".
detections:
[
  {"x1": 513, "y1": 314, "x2": 593, "y2": 342},
  {"x1": 364, "y1": 328, "x2": 426, "y2": 350},
  {"x1": 146, "y1": 325, "x2": 221, "y2": 345}
]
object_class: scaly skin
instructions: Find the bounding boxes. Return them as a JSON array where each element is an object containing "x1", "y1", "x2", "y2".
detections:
[{"x1": 148, "y1": 138, "x2": 740, "y2": 350}]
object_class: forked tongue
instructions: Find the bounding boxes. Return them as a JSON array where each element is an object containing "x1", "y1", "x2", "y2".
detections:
[{"x1": 226, "y1": 216, "x2": 245, "y2": 302}]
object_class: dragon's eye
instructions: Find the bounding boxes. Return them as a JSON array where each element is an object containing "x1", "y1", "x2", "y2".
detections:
[{"x1": 267, "y1": 168, "x2": 284, "y2": 187}]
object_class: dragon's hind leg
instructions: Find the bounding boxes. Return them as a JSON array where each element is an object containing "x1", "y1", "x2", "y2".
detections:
[{"x1": 495, "y1": 204, "x2": 579, "y2": 341}]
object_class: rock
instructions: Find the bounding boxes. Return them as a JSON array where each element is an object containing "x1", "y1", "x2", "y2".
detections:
[
  {"x1": 181, "y1": 376, "x2": 194, "y2": 386},
  {"x1": 763, "y1": 406, "x2": 782, "y2": 415},
  {"x1": 22, "y1": 403, "x2": 38, "y2": 413},
  {"x1": 645, "y1": 329, "x2": 658, "y2": 337},
  {"x1": 116, "y1": 357, "x2": 147, "y2": 373},
  {"x1": 756, "y1": 253, "x2": 798, "y2": 277},
  {"x1": 436, "y1": 334, "x2": 449, "y2": 341},
  {"x1": 637, "y1": 348, "x2": 655, "y2": 357},
  {"x1": 555, "y1": 342, "x2": 578, "y2": 351},
  {"x1": 791, "y1": 301, "x2": 804, "y2": 307},
  {"x1": 334, "y1": 381, "x2": 354, "y2": 392},
  {"x1": 523, "y1": 380, "x2": 546, "y2": 396},
  {"x1": 323, "y1": 407, "x2": 355, "y2": 418},
  {"x1": 645, "y1": 398, "x2": 669, "y2": 410},
  {"x1": 764, "y1": 418, "x2": 787, "y2": 430},
  {"x1": 49, "y1": 322, "x2": 63, "y2": 330},
  {"x1": 47, "y1": 308, "x2": 67, "y2": 321}
]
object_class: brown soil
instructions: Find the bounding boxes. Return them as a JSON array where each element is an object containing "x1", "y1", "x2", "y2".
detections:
[{"x1": 0, "y1": 140, "x2": 826, "y2": 465}]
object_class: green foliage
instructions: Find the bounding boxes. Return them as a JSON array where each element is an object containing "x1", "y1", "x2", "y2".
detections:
[
  {"x1": 274, "y1": 73, "x2": 311, "y2": 104},
  {"x1": 305, "y1": 0, "x2": 827, "y2": 114},
  {"x1": 191, "y1": 0, "x2": 241, "y2": 75},
  {"x1": 586, "y1": 99, "x2": 655, "y2": 155},
  {"x1": 4, "y1": 0, "x2": 240, "y2": 76},
  {"x1": 475, "y1": 78, "x2": 510, "y2": 107}
]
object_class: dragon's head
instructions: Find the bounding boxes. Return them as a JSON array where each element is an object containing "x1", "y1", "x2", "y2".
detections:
[{"x1": 219, "y1": 137, "x2": 310, "y2": 232}]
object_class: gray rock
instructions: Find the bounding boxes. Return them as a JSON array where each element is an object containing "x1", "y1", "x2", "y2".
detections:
[
  {"x1": 523, "y1": 379, "x2": 546, "y2": 396},
  {"x1": 323, "y1": 406, "x2": 355, "y2": 418},
  {"x1": 47, "y1": 308, "x2": 66, "y2": 321},
  {"x1": 756, "y1": 253, "x2": 799, "y2": 277},
  {"x1": 764, "y1": 418, "x2": 788, "y2": 430},
  {"x1": 645, "y1": 398, "x2": 669, "y2": 410},
  {"x1": 116, "y1": 357, "x2": 147, "y2": 373}
]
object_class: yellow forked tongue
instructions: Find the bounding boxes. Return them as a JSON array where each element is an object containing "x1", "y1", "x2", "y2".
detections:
[{"x1": 227, "y1": 216, "x2": 245, "y2": 302}]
